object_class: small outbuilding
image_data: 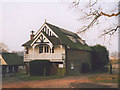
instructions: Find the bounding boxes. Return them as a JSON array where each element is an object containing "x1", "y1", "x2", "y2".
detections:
[{"x1": 0, "y1": 52, "x2": 24, "y2": 77}]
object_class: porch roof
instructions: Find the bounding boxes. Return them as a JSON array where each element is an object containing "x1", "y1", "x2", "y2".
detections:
[{"x1": 22, "y1": 39, "x2": 34, "y2": 46}]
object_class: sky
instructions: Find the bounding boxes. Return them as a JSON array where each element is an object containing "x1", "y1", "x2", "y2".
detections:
[{"x1": 0, "y1": 0, "x2": 119, "y2": 54}]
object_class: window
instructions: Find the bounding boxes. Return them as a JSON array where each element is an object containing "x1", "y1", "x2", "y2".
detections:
[
  {"x1": 50, "y1": 48, "x2": 51, "y2": 53},
  {"x1": 45, "y1": 46, "x2": 49, "y2": 53},
  {"x1": 47, "y1": 46, "x2": 49, "y2": 53},
  {"x1": 39, "y1": 46, "x2": 43, "y2": 53},
  {"x1": 71, "y1": 63, "x2": 74, "y2": 69},
  {"x1": 52, "y1": 47, "x2": 54, "y2": 53},
  {"x1": 25, "y1": 47, "x2": 29, "y2": 54},
  {"x1": 44, "y1": 46, "x2": 46, "y2": 53},
  {"x1": 67, "y1": 35, "x2": 77, "y2": 43}
]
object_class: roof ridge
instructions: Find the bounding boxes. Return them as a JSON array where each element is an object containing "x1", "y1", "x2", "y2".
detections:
[
  {"x1": 22, "y1": 22, "x2": 92, "y2": 51},
  {"x1": 46, "y1": 22, "x2": 78, "y2": 38}
]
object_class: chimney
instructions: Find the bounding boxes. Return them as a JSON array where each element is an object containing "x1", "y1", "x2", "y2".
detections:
[{"x1": 30, "y1": 30, "x2": 34, "y2": 40}]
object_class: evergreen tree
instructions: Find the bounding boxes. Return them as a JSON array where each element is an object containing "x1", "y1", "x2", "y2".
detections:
[{"x1": 91, "y1": 44, "x2": 109, "y2": 72}]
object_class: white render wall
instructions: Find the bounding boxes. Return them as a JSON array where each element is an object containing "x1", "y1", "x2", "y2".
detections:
[
  {"x1": 0, "y1": 55, "x2": 7, "y2": 65},
  {"x1": 24, "y1": 45, "x2": 65, "y2": 62}
]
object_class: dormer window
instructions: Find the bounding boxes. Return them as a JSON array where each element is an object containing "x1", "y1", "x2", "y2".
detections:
[{"x1": 67, "y1": 35, "x2": 77, "y2": 43}]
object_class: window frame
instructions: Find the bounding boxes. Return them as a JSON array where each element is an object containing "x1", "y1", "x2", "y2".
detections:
[
  {"x1": 52, "y1": 47, "x2": 54, "y2": 53},
  {"x1": 47, "y1": 46, "x2": 49, "y2": 53},
  {"x1": 39, "y1": 45, "x2": 43, "y2": 53},
  {"x1": 25, "y1": 47, "x2": 29, "y2": 54},
  {"x1": 44, "y1": 46, "x2": 47, "y2": 53}
]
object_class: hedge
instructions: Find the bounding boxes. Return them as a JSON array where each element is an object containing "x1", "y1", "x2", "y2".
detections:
[{"x1": 29, "y1": 60, "x2": 52, "y2": 76}]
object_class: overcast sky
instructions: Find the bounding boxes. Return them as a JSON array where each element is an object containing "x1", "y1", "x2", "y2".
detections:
[{"x1": 0, "y1": 1, "x2": 119, "y2": 54}]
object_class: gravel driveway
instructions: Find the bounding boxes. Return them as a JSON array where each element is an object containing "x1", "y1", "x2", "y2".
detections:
[{"x1": 2, "y1": 74, "x2": 118, "y2": 88}]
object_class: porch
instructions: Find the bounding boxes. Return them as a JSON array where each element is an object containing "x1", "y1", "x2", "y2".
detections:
[
  {"x1": 24, "y1": 53, "x2": 65, "y2": 61},
  {"x1": 24, "y1": 44, "x2": 65, "y2": 62}
]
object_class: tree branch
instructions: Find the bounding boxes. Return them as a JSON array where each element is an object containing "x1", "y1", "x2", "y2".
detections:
[
  {"x1": 72, "y1": 0, "x2": 80, "y2": 7},
  {"x1": 77, "y1": 11, "x2": 120, "y2": 34},
  {"x1": 100, "y1": 11, "x2": 120, "y2": 17},
  {"x1": 72, "y1": 1, "x2": 120, "y2": 36},
  {"x1": 77, "y1": 14, "x2": 101, "y2": 34},
  {"x1": 100, "y1": 26, "x2": 120, "y2": 37},
  {"x1": 87, "y1": 0, "x2": 98, "y2": 7}
]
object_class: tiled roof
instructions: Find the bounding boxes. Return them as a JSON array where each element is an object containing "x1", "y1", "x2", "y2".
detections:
[
  {"x1": 46, "y1": 23, "x2": 92, "y2": 51},
  {"x1": 22, "y1": 39, "x2": 34, "y2": 46},
  {"x1": 22, "y1": 22, "x2": 92, "y2": 51},
  {"x1": 2, "y1": 53, "x2": 24, "y2": 65}
]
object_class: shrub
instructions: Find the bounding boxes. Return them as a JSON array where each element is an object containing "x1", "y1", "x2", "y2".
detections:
[{"x1": 29, "y1": 60, "x2": 52, "y2": 76}]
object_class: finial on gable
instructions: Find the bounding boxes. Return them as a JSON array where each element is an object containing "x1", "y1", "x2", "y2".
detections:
[{"x1": 45, "y1": 19, "x2": 46, "y2": 23}]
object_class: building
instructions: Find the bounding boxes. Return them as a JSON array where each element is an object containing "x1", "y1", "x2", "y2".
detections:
[
  {"x1": 22, "y1": 21, "x2": 92, "y2": 75},
  {"x1": 0, "y1": 52, "x2": 24, "y2": 77}
]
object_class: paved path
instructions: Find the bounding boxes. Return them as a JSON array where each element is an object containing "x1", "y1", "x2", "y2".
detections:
[{"x1": 2, "y1": 74, "x2": 118, "y2": 88}]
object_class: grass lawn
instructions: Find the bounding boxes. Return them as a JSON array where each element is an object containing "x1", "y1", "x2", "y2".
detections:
[
  {"x1": 16, "y1": 73, "x2": 26, "y2": 76},
  {"x1": 16, "y1": 73, "x2": 64, "y2": 81},
  {"x1": 88, "y1": 73, "x2": 119, "y2": 83}
]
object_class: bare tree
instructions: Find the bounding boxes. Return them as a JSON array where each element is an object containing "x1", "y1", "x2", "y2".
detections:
[
  {"x1": 0, "y1": 42, "x2": 9, "y2": 52},
  {"x1": 71, "y1": 0, "x2": 120, "y2": 37}
]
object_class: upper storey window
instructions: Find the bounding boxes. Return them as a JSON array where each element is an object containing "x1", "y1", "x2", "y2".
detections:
[
  {"x1": 39, "y1": 46, "x2": 43, "y2": 53},
  {"x1": 44, "y1": 46, "x2": 49, "y2": 53},
  {"x1": 25, "y1": 47, "x2": 29, "y2": 54},
  {"x1": 43, "y1": 26, "x2": 55, "y2": 37},
  {"x1": 52, "y1": 47, "x2": 54, "y2": 53}
]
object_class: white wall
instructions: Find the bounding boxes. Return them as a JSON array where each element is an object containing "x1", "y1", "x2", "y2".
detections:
[
  {"x1": 0, "y1": 55, "x2": 7, "y2": 65},
  {"x1": 24, "y1": 45, "x2": 65, "y2": 62}
]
